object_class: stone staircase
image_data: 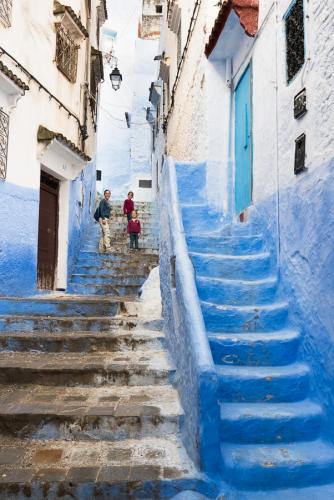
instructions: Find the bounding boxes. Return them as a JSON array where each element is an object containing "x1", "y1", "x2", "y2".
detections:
[
  {"x1": 68, "y1": 201, "x2": 159, "y2": 297},
  {"x1": 0, "y1": 202, "x2": 210, "y2": 498},
  {"x1": 176, "y1": 162, "x2": 334, "y2": 498}
]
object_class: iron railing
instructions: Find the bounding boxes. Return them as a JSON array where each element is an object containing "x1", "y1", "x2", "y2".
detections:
[
  {"x1": 55, "y1": 25, "x2": 79, "y2": 83},
  {"x1": 0, "y1": 0, "x2": 12, "y2": 28},
  {"x1": 0, "y1": 108, "x2": 9, "y2": 180}
]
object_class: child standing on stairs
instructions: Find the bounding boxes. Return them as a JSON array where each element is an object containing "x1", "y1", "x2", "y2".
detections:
[
  {"x1": 123, "y1": 191, "x2": 135, "y2": 221},
  {"x1": 127, "y1": 210, "x2": 141, "y2": 250}
]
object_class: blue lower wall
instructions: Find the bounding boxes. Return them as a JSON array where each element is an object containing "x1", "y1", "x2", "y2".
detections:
[
  {"x1": 67, "y1": 162, "x2": 96, "y2": 284},
  {"x1": 0, "y1": 181, "x2": 39, "y2": 296},
  {"x1": 249, "y1": 160, "x2": 334, "y2": 440},
  {"x1": 0, "y1": 161, "x2": 96, "y2": 297}
]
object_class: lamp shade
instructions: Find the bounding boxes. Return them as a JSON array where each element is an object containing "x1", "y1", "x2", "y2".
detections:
[{"x1": 109, "y1": 67, "x2": 122, "y2": 91}]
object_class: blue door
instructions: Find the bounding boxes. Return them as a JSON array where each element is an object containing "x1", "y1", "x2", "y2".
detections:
[{"x1": 234, "y1": 64, "x2": 252, "y2": 215}]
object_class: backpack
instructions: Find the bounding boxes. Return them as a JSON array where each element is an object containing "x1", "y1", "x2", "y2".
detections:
[{"x1": 93, "y1": 206, "x2": 100, "y2": 222}]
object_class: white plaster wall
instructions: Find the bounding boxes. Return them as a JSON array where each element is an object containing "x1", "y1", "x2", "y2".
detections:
[
  {"x1": 96, "y1": 0, "x2": 140, "y2": 199},
  {"x1": 0, "y1": 0, "x2": 102, "y2": 289},
  {"x1": 96, "y1": 0, "x2": 160, "y2": 202},
  {"x1": 130, "y1": 37, "x2": 159, "y2": 202}
]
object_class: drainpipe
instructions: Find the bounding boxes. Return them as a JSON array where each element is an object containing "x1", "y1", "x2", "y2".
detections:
[{"x1": 226, "y1": 57, "x2": 234, "y2": 221}]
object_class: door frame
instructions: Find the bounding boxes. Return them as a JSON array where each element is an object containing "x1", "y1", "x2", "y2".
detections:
[
  {"x1": 37, "y1": 170, "x2": 59, "y2": 290},
  {"x1": 233, "y1": 61, "x2": 253, "y2": 217}
]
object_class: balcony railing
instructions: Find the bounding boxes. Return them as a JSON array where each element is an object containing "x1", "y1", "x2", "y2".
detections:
[{"x1": 0, "y1": 109, "x2": 9, "y2": 180}]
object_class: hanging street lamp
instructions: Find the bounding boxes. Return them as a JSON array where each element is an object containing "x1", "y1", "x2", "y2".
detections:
[{"x1": 110, "y1": 66, "x2": 122, "y2": 91}]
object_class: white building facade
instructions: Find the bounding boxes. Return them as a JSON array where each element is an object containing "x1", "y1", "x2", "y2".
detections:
[
  {"x1": 96, "y1": 0, "x2": 163, "y2": 202},
  {"x1": 0, "y1": 0, "x2": 107, "y2": 295}
]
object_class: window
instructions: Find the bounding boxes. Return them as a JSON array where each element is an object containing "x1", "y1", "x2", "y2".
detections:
[
  {"x1": 285, "y1": 0, "x2": 305, "y2": 83},
  {"x1": 55, "y1": 25, "x2": 79, "y2": 82},
  {"x1": 139, "y1": 179, "x2": 152, "y2": 188},
  {"x1": 156, "y1": 5, "x2": 162, "y2": 14},
  {"x1": 0, "y1": 109, "x2": 9, "y2": 180},
  {"x1": 0, "y1": 0, "x2": 12, "y2": 28}
]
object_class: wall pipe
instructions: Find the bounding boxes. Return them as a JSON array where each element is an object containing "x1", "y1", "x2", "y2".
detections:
[{"x1": 0, "y1": 46, "x2": 86, "y2": 140}]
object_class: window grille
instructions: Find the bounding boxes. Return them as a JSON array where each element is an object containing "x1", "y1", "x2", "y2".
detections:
[
  {"x1": 0, "y1": 0, "x2": 12, "y2": 28},
  {"x1": 156, "y1": 5, "x2": 162, "y2": 14},
  {"x1": 0, "y1": 109, "x2": 9, "y2": 180},
  {"x1": 285, "y1": 0, "x2": 305, "y2": 83},
  {"x1": 55, "y1": 25, "x2": 79, "y2": 83},
  {"x1": 177, "y1": 23, "x2": 182, "y2": 67}
]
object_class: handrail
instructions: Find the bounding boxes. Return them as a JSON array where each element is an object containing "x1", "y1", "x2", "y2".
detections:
[{"x1": 166, "y1": 156, "x2": 214, "y2": 372}]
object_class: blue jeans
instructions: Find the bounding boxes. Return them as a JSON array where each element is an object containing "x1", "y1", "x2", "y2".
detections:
[
  {"x1": 129, "y1": 233, "x2": 139, "y2": 249},
  {"x1": 127, "y1": 213, "x2": 132, "y2": 221}
]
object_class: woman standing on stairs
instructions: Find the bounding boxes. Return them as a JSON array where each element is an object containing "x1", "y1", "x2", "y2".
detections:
[{"x1": 95, "y1": 189, "x2": 112, "y2": 254}]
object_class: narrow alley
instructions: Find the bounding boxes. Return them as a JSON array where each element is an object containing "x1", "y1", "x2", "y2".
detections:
[{"x1": 0, "y1": 0, "x2": 334, "y2": 499}]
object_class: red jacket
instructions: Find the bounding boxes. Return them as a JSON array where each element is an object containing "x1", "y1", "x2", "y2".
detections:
[
  {"x1": 123, "y1": 199, "x2": 134, "y2": 214},
  {"x1": 128, "y1": 219, "x2": 141, "y2": 234}
]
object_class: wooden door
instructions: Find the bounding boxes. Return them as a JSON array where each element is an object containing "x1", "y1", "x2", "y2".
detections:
[
  {"x1": 235, "y1": 64, "x2": 253, "y2": 215},
  {"x1": 37, "y1": 171, "x2": 59, "y2": 290}
]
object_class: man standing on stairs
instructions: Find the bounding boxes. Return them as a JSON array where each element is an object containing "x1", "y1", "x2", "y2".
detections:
[{"x1": 97, "y1": 189, "x2": 112, "y2": 254}]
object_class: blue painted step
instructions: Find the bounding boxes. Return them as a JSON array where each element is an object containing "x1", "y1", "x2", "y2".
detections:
[
  {"x1": 70, "y1": 274, "x2": 146, "y2": 285},
  {"x1": 220, "y1": 400, "x2": 322, "y2": 444},
  {"x1": 209, "y1": 329, "x2": 300, "y2": 366},
  {"x1": 197, "y1": 276, "x2": 278, "y2": 305},
  {"x1": 217, "y1": 363, "x2": 310, "y2": 402},
  {"x1": 0, "y1": 298, "x2": 119, "y2": 317},
  {"x1": 190, "y1": 252, "x2": 271, "y2": 280},
  {"x1": 221, "y1": 440, "x2": 334, "y2": 490},
  {"x1": 202, "y1": 301, "x2": 289, "y2": 332},
  {"x1": 67, "y1": 283, "x2": 141, "y2": 296},
  {"x1": 187, "y1": 234, "x2": 264, "y2": 255},
  {"x1": 236, "y1": 483, "x2": 334, "y2": 499},
  {"x1": 181, "y1": 204, "x2": 222, "y2": 233}
]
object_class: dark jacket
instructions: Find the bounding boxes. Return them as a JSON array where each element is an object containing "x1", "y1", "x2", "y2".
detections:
[
  {"x1": 99, "y1": 199, "x2": 111, "y2": 219},
  {"x1": 123, "y1": 199, "x2": 134, "y2": 214},
  {"x1": 127, "y1": 219, "x2": 141, "y2": 234}
]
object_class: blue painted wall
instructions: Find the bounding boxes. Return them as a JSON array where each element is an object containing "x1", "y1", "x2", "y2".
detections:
[
  {"x1": 159, "y1": 158, "x2": 220, "y2": 475},
  {"x1": 0, "y1": 181, "x2": 39, "y2": 297},
  {"x1": 67, "y1": 161, "x2": 96, "y2": 284},
  {"x1": 0, "y1": 161, "x2": 96, "y2": 297},
  {"x1": 248, "y1": 159, "x2": 334, "y2": 441}
]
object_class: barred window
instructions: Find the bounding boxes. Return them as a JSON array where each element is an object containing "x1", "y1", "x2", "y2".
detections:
[
  {"x1": 285, "y1": 0, "x2": 305, "y2": 83},
  {"x1": 55, "y1": 25, "x2": 79, "y2": 83},
  {"x1": 0, "y1": 109, "x2": 9, "y2": 180},
  {"x1": 0, "y1": 0, "x2": 12, "y2": 28}
]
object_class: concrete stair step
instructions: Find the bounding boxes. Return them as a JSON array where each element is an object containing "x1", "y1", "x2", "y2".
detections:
[
  {"x1": 220, "y1": 400, "x2": 322, "y2": 444},
  {"x1": 0, "y1": 329, "x2": 164, "y2": 353},
  {"x1": 0, "y1": 315, "x2": 139, "y2": 333},
  {"x1": 73, "y1": 265, "x2": 154, "y2": 275},
  {"x1": 67, "y1": 283, "x2": 142, "y2": 296},
  {"x1": 236, "y1": 483, "x2": 334, "y2": 499},
  {"x1": 190, "y1": 252, "x2": 271, "y2": 280},
  {"x1": 208, "y1": 329, "x2": 300, "y2": 366},
  {"x1": 0, "y1": 385, "x2": 182, "y2": 441},
  {"x1": 181, "y1": 205, "x2": 222, "y2": 233},
  {"x1": 70, "y1": 274, "x2": 147, "y2": 285},
  {"x1": 221, "y1": 440, "x2": 334, "y2": 490},
  {"x1": 217, "y1": 362, "x2": 310, "y2": 403},
  {"x1": 0, "y1": 350, "x2": 175, "y2": 386},
  {"x1": 202, "y1": 301, "x2": 289, "y2": 332},
  {"x1": 0, "y1": 436, "x2": 201, "y2": 497},
  {"x1": 186, "y1": 234, "x2": 264, "y2": 255},
  {"x1": 197, "y1": 276, "x2": 278, "y2": 306},
  {"x1": 0, "y1": 297, "x2": 120, "y2": 317}
]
